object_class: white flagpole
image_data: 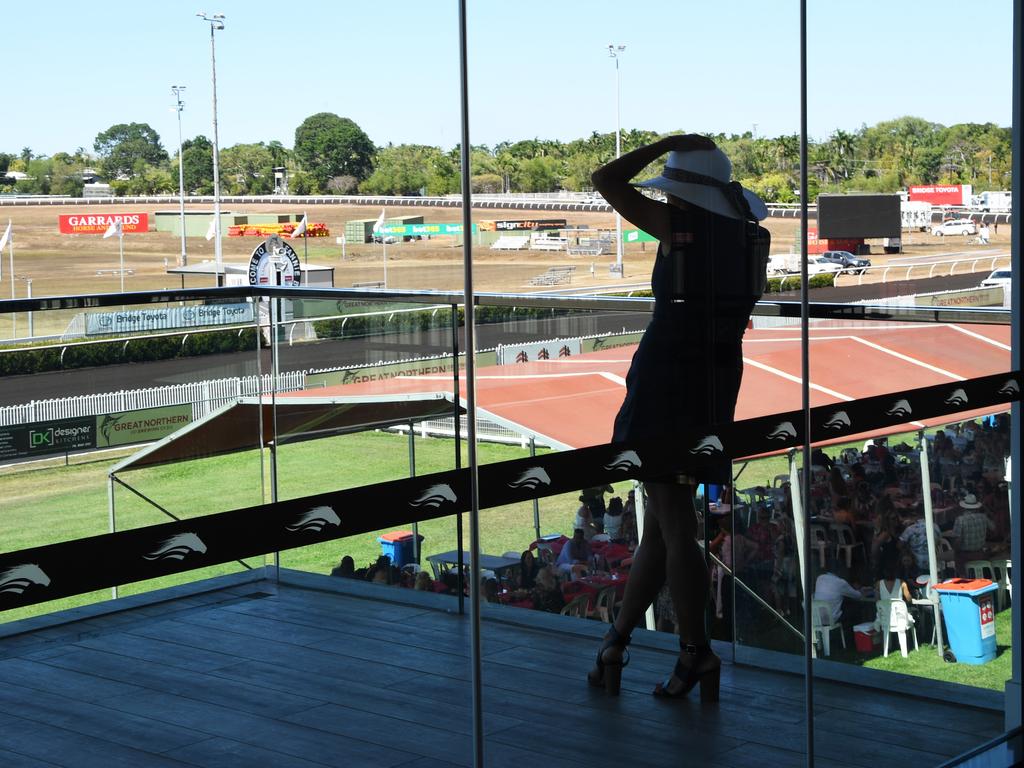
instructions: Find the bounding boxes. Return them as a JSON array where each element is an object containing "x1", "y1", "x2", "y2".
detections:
[
  {"x1": 119, "y1": 229, "x2": 125, "y2": 294},
  {"x1": 8, "y1": 220, "x2": 13, "y2": 299},
  {"x1": 10, "y1": 222, "x2": 16, "y2": 338},
  {"x1": 303, "y1": 210, "x2": 308, "y2": 266},
  {"x1": 383, "y1": 237, "x2": 387, "y2": 287}
]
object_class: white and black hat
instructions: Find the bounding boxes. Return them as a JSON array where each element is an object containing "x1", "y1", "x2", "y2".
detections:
[{"x1": 634, "y1": 147, "x2": 768, "y2": 222}]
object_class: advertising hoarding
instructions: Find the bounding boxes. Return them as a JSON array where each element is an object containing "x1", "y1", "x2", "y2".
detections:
[{"x1": 58, "y1": 213, "x2": 149, "y2": 235}]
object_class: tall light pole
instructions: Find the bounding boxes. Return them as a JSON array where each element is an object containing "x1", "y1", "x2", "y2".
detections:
[
  {"x1": 197, "y1": 12, "x2": 225, "y2": 280},
  {"x1": 172, "y1": 85, "x2": 188, "y2": 267},
  {"x1": 608, "y1": 44, "x2": 626, "y2": 277}
]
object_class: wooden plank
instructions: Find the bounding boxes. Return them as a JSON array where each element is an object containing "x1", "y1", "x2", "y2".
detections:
[
  {"x1": 0, "y1": 719, "x2": 191, "y2": 768},
  {"x1": 0, "y1": 682, "x2": 206, "y2": 754},
  {"x1": 101, "y1": 690, "x2": 416, "y2": 768},
  {"x1": 121, "y1": 619, "x2": 418, "y2": 686},
  {"x1": 163, "y1": 737, "x2": 338, "y2": 768},
  {"x1": 74, "y1": 630, "x2": 241, "y2": 672},
  {"x1": 0, "y1": 747, "x2": 63, "y2": 768},
  {"x1": 38, "y1": 647, "x2": 321, "y2": 719},
  {"x1": 0, "y1": 657, "x2": 145, "y2": 703}
]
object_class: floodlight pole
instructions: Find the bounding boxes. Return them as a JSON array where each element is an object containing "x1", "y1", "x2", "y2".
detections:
[
  {"x1": 608, "y1": 44, "x2": 626, "y2": 277},
  {"x1": 198, "y1": 12, "x2": 225, "y2": 277},
  {"x1": 172, "y1": 85, "x2": 188, "y2": 267}
]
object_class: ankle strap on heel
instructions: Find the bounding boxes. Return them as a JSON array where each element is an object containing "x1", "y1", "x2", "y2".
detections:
[{"x1": 681, "y1": 642, "x2": 711, "y2": 655}]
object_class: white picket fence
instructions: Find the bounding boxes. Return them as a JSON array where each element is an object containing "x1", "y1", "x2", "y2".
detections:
[{"x1": 0, "y1": 372, "x2": 306, "y2": 427}]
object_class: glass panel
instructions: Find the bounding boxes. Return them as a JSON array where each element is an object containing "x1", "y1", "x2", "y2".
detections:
[
  {"x1": 0, "y1": 297, "x2": 267, "y2": 621},
  {"x1": 807, "y1": 0, "x2": 1014, "y2": 760}
]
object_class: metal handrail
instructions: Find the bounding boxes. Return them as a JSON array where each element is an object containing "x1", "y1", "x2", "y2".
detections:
[{"x1": 0, "y1": 285, "x2": 1012, "y2": 325}]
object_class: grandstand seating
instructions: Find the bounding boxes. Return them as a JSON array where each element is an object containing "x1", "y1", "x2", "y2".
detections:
[
  {"x1": 490, "y1": 235, "x2": 530, "y2": 250},
  {"x1": 527, "y1": 266, "x2": 576, "y2": 286}
]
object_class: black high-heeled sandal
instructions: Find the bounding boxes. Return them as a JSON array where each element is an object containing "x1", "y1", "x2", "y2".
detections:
[
  {"x1": 653, "y1": 642, "x2": 721, "y2": 702},
  {"x1": 587, "y1": 625, "x2": 631, "y2": 695}
]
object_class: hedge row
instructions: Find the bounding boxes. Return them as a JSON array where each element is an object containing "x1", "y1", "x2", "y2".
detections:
[
  {"x1": 311, "y1": 304, "x2": 575, "y2": 340},
  {"x1": 0, "y1": 328, "x2": 261, "y2": 377}
]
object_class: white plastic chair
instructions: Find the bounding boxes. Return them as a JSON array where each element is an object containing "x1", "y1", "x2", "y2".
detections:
[
  {"x1": 878, "y1": 599, "x2": 918, "y2": 658},
  {"x1": 810, "y1": 526, "x2": 829, "y2": 569},
  {"x1": 811, "y1": 599, "x2": 845, "y2": 657},
  {"x1": 911, "y1": 579, "x2": 940, "y2": 645},
  {"x1": 831, "y1": 523, "x2": 864, "y2": 569}
]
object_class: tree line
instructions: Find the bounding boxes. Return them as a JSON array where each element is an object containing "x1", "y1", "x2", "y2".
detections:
[{"x1": 0, "y1": 113, "x2": 1012, "y2": 201}]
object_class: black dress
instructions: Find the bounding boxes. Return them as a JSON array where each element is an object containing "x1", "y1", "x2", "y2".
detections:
[{"x1": 612, "y1": 211, "x2": 766, "y2": 482}]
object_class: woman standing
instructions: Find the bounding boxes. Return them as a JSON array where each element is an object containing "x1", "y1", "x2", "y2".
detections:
[{"x1": 585, "y1": 134, "x2": 768, "y2": 700}]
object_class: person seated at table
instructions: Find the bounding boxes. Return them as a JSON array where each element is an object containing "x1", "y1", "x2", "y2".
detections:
[
  {"x1": 828, "y1": 467, "x2": 849, "y2": 510},
  {"x1": 814, "y1": 557, "x2": 871, "y2": 632},
  {"x1": 898, "y1": 515, "x2": 942, "y2": 576},
  {"x1": 869, "y1": 497, "x2": 901, "y2": 577},
  {"x1": 873, "y1": 554, "x2": 915, "y2": 633},
  {"x1": 481, "y1": 576, "x2": 500, "y2": 603},
  {"x1": 531, "y1": 565, "x2": 566, "y2": 613},
  {"x1": 832, "y1": 495, "x2": 857, "y2": 525},
  {"x1": 621, "y1": 490, "x2": 639, "y2": 549},
  {"x1": 950, "y1": 492, "x2": 995, "y2": 574},
  {"x1": 330, "y1": 555, "x2": 355, "y2": 578},
  {"x1": 414, "y1": 570, "x2": 434, "y2": 591},
  {"x1": 556, "y1": 528, "x2": 593, "y2": 579},
  {"x1": 518, "y1": 549, "x2": 540, "y2": 590},
  {"x1": 811, "y1": 447, "x2": 834, "y2": 472},
  {"x1": 580, "y1": 484, "x2": 614, "y2": 525},
  {"x1": 573, "y1": 500, "x2": 599, "y2": 541},
  {"x1": 604, "y1": 496, "x2": 624, "y2": 540},
  {"x1": 590, "y1": 520, "x2": 612, "y2": 544},
  {"x1": 743, "y1": 504, "x2": 779, "y2": 594}
]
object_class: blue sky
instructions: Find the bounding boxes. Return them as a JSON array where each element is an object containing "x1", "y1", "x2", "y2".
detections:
[{"x1": 2, "y1": 0, "x2": 1013, "y2": 158}]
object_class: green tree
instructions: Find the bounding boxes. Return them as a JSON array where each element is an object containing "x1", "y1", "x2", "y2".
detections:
[
  {"x1": 220, "y1": 142, "x2": 275, "y2": 194},
  {"x1": 361, "y1": 144, "x2": 436, "y2": 195},
  {"x1": 49, "y1": 152, "x2": 86, "y2": 196},
  {"x1": 93, "y1": 122, "x2": 168, "y2": 180},
  {"x1": 293, "y1": 113, "x2": 375, "y2": 192},
  {"x1": 180, "y1": 135, "x2": 214, "y2": 194}
]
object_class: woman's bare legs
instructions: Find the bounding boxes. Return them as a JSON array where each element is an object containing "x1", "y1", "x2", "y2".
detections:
[
  {"x1": 594, "y1": 481, "x2": 716, "y2": 696},
  {"x1": 611, "y1": 482, "x2": 706, "y2": 643}
]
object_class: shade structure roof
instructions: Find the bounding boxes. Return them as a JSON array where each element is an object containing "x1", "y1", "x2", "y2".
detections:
[{"x1": 111, "y1": 393, "x2": 467, "y2": 474}]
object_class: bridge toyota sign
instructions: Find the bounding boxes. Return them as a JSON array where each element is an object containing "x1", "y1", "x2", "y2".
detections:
[{"x1": 249, "y1": 234, "x2": 301, "y2": 286}]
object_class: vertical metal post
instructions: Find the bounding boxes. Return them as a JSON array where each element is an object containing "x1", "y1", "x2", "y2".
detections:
[
  {"x1": 1006, "y1": 0, "x2": 1022, "y2": 732},
  {"x1": 635, "y1": 482, "x2": 655, "y2": 630},
  {"x1": 452, "y1": 303, "x2": 465, "y2": 615},
  {"x1": 118, "y1": 230, "x2": 125, "y2": 294},
  {"x1": 530, "y1": 437, "x2": 540, "y2": 540},
  {"x1": 408, "y1": 420, "x2": 420, "y2": 564},
  {"x1": 172, "y1": 85, "x2": 187, "y2": 267},
  {"x1": 208, "y1": 19, "x2": 223, "y2": 273},
  {"x1": 799, "y1": 1, "x2": 815, "y2": 764},
  {"x1": 107, "y1": 474, "x2": 118, "y2": 600},
  {"x1": 918, "y1": 432, "x2": 946, "y2": 658},
  {"x1": 270, "y1": 291, "x2": 281, "y2": 577},
  {"x1": 457, "y1": 2, "x2": 484, "y2": 764},
  {"x1": 25, "y1": 279, "x2": 32, "y2": 338}
]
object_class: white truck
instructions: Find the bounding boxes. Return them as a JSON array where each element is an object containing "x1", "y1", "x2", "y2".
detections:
[{"x1": 971, "y1": 191, "x2": 1012, "y2": 213}]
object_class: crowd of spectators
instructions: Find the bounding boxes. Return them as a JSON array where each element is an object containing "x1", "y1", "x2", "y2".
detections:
[
  {"x1": 325, "y1": 414, "x2": 1011, "y2": 645},
  {"x1": 707, "y1": 415, "x2": 1012, "y2": 640}
]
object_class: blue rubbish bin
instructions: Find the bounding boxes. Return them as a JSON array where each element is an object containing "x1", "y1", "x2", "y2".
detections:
[
  {"x1": 377, "y1": 530, "x2": 424, "y2": 568},
  {"x1": 934, "y1": 578, "x2": 998, "y2": 665}
]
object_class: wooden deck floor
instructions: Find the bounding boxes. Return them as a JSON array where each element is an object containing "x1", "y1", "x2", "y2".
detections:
[{"x1": 0, "y1": 576, "x2": 1004, "y2": 768}]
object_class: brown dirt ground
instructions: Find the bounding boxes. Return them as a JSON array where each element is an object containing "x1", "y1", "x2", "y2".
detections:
[{"x1": 0, "y1": 202, "x2": 1011, "y2": 338}]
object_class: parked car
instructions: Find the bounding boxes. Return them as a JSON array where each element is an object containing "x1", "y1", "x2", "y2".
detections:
[
  {"x1": 932, "y1": 219, "x2": 977, "y2": 237},
  {"x1": 806, "y1": 257, "x2": 843, "y2": 276},
  {"x1": 820, "y1": 250, "x2": 872, "y2": 274},
  {"x1": 980, "y1": 268, "x2": 1012, "y2": 291}
]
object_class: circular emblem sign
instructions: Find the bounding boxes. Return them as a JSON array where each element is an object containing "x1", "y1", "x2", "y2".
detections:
[{"x1": 248, "y1": 234, "x2": 302, "y2": 286}]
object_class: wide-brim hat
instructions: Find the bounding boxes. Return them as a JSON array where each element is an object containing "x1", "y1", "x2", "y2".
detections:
[
  {"x1": 960, "y1": 493, "x2": 982, "y2": 509},
  {"x1": 634, "y1": 147, "x2": 768, "y2": 221}
]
